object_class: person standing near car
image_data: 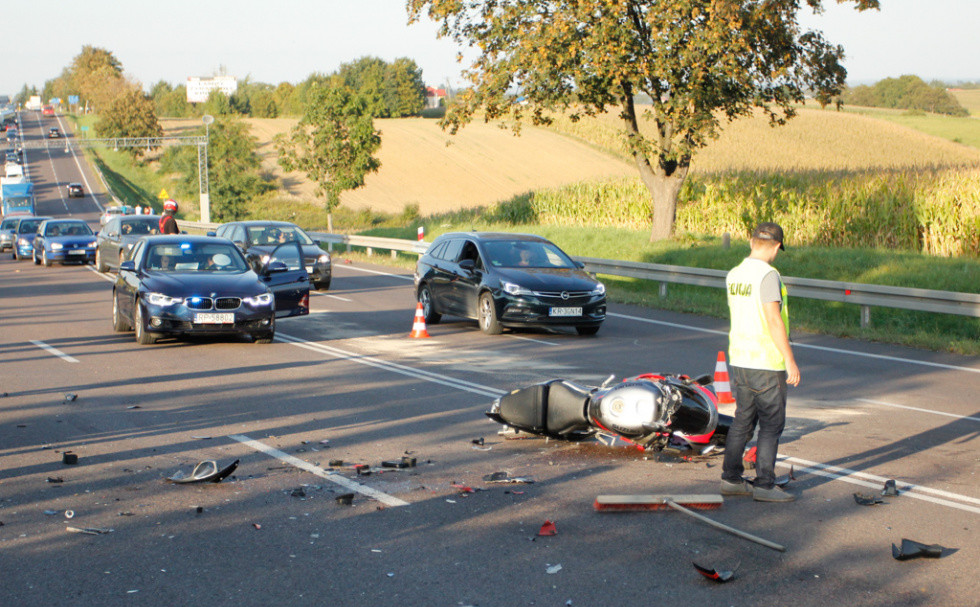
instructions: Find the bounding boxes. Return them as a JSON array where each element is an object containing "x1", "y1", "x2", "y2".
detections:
[
  {"x1": 720, "y1": 222, "x2": 800, "y2": 503},
  {"x1": 159, "y1": 199, "x2": 180, "y2": 235}
]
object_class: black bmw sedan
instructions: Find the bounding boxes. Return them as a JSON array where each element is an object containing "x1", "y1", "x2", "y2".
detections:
[
  {"x1": 213, "y1": 220, "x2": 332, "y2": 290},
  {"x1": 112, "y1": 235, "x2": 309, "y2": 345},
  {"x1": 414, "y1": 232, "x2": 606, "y2": 335}
]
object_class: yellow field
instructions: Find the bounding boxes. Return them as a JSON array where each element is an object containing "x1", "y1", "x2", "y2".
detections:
[
  {"x1": 950, "y1": 88, "x2": 980, "y2": 116},
  {"x1": 161, "y1": 105, "x2": 980, "y2": 215}
]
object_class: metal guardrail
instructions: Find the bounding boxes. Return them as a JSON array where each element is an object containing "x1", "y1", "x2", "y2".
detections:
[{"x1": 177, "y1": 221, "x2": 980, "y2": 325}]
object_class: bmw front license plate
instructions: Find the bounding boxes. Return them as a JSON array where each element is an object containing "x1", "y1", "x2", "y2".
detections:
[
  {"x1": 549, "y1": 307, "x2": 582, "y2": 317},
  {"x1": 194, "y1": 313, "x2": 234, "y2": 324}
]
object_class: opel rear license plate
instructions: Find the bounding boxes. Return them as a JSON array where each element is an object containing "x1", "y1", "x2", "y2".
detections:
[
  {"x1": 195, "y1": 313, "x2": 234, "y2": 324},
  {"x1": 549, "y1": 307, "x2": 582, "y2": 317}
]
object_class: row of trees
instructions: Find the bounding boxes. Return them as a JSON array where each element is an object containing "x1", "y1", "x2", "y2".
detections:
[
  {"x1": 149, "y1": 56, "x2": 427, "y2": 119},
  {"x1": 844, "y1": 75, "x2": 969, "y2": 116}
]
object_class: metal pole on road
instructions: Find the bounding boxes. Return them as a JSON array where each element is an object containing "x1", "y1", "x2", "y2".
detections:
[{"x1": 199, "y1": 114, "x2": 213, "y2": 224}]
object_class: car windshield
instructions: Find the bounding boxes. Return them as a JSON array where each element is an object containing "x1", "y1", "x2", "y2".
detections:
[
  {"x1": 482, "y1": 240, "x2": 578, "y2": 269},
  {"x1": 246, "y1": 225, "x2": 314, "y2": 246},
  {"x1": 45, "y1": 222, "x2": 93, "y2": 237},
  {"x1": 119, "y1": 218, "x2": 159, "y2": 235},
  {"x1": 145, "y1": 242, "x2": 248, "y2": 273},
  {"x1": 18, "y1": 220, "x2": 44, "y2": 233},
  {"x1": 1, "y1": 218, "x2": 17, "y2": 230}
]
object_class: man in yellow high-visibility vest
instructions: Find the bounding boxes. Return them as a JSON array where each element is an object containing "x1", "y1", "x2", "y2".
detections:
[{"x1": 721, "y1": 222, "x2": 800, "y2": 503}]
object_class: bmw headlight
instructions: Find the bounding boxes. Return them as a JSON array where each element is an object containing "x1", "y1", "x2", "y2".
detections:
[
  {"x1": 318, "y1": 254, "x2": 330, "y2": 264},
  {"x1": 146, "y1": 292, "x2": 182, "y2": 306},
  {"x1": 591, "y1": 282, "x2": 606, "y2": 296},
  {"x1": 50, "y1": 242, "x2": 63, "y2": 250},
  {"x1": 244, "y1": 292, "x2": 274, "y2": 307},
  {"x1": 503, "y1": 281, "x2": 533, "y2": 296}
]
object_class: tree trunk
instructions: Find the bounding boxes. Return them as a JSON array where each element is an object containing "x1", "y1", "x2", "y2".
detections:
[
  {"x1": 635, "y1": 159, "x2": 689, "y2": 242},
  {"x1": 327, "y1": 212, "x2": 334, "y2": 233}
]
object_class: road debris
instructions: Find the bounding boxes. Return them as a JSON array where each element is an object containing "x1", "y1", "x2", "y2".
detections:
[
  {"x1": 167, "y1": 460, "x2": 239, "y2": 484},
  {"x1": 854, "y1": 493, "x2": 884, "y2": 506},
  {"x1": 892, "y1": 538, "x2": 947, "y2": 561},
  {"x1": 46, "y1": 477, "x2": 64, "y2": 483},
  {"x1": 252, "y1": 523, "x2": 262, "y2": 530},
  {"x1": 63, "y1": 393, "x2": 78, "y2": 402},
  {"x1": 62, "y1": 452, "x2": 78, "y2": 465},
  {"x1": 546, "y1": 564, "x2": 563, "y2": 574},
  {"x1": 67, "y1": 526, "x2": 113, "y2": 535},
  {"x1": 65, "y1": 510, "x2": 75, "y2": 519},
  {"x1": 538, "y1": 520, "x2": 558, "y2": 536},
  {"x1": 336, "y1": 493, "x2": 355, "y2": 506},
  {"x1": 126, "y1": 405, "x2": 141, "y2": 410},
  {"x1": 882, "y1": 479, "x2": 900, "y2": 497},
  {"x1": 484, "y1": 472, "x2": 535, "y2": 484},
  {"x1": 290, "y1": 487, "x2": 307, "y2": 498},
  {"x1": 693, "y1": 561, "x2": 738, "y2": 583},
  {"x1": 382, "y1": 456, "x2": 417, "y2": 469}
]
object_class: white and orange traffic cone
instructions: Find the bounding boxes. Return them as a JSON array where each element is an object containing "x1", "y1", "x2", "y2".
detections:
[
  {"x1": 713, "y1": 351, "x2": 735, "y2": 404},
  {"x1": 409, "y1": 302, "x2": 430, "y2": 338}
]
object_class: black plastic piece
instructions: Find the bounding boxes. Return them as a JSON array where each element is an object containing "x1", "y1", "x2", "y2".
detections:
[
  {"x1": 882, "y1": 479, "x2": 900, "y2": 497},
  {"x1": 892, "y1": 538, "x2": 945, "y2": 560},
  {"x1": 854, "y1": 493, "x2": 884, "y2": 506},
  {"x1": 693, "y1": 561, "x2": 737, "y2": 583},
  {"x1": 168, "y1": 459, "x2": 239, "y2": 484}
]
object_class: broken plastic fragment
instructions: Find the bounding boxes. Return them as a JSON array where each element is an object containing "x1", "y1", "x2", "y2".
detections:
[
  {"x1": 538, "y1": 520, "x2": 557, "y2": 536},
  {"x1": 64, "y1": 393, "x2": 77, "y2": 402},
  {"x1": 167, "y1": 460, "x2": 239, "y2": 484},
  {"x1": 882, "y1": 479, "x2": 900, "y2": 497},
  {"x1": 692, "y1": 561, "x2": 737, "y2": 583},
  {"x1": 46, "y1": 477, "x2": 64, "y2": 483},
  {"x1": 290, "y1": 487, "x2": 307, "y2": 498},
  {"x1": 336, "y1": 493, "x2": 354, "y2": 506},
  {"x1": 546, "y1": 564, "x2": 562, "y2": 574},
  {"x1": 892, "y1": 538, "x2": 945, "y2": 561},
  {"x1": 854, "y1": 493, "x2": 884, "y2": 506},
  {"x1": 484, "y1": 472, "x2": 536, "y2": 484},
  {"x1": 62, "y1": 452, "x2": 78, "y2": 465},
  {"x1": 67, "y1": 526, "x2": 112, "y2": 535},
  {"x1": 472, "y1": 437, "x2": 484, "y2": 446}
]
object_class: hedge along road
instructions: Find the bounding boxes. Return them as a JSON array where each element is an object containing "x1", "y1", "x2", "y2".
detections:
[{"x1": 0, "y1": 255, "x2": 978, "y2": 607}]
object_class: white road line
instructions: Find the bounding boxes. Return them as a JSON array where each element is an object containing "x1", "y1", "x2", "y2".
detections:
[
  {"x1": 339, "y1": 264, "x2": 414, "y2": 281},
  {"x1": 607, "y1": 312, "x2": 980, "y2": 375},
  {"x1": 30, "y1": 340, "x2": 79, "y2": 363},
  {"x1": 277, "y1": 332, "x2": 505, "y2": 398},
  {"x1": 54, "y1": 113, "x2": 103, "y2": 213},
  {"x1": 856, "y1": 398, "x2": 980, "y2": 423},
  {"x1": 85, "y1": 265, "x2": 115, "y2": 282},
  {"x1": 510, "y1": 335, "x2": 560, "y2": 346},
  {"x1": 778, "y1": 456, "x2": 980, "y2": 514},
  {"x1": 228, "y1": 434, "x2": 409, "y2": 507},
  {"x1": 311, "y1": 292, "x2": 352, "y2": 302}
]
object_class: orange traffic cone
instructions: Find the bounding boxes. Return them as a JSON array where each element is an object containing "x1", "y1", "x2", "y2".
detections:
[
  {"x1": 409, "y1": 302, "x2": 430, "y2": 338},
  {"x1": 713, "y1": 351, "x2": 735, "y2": 404}
]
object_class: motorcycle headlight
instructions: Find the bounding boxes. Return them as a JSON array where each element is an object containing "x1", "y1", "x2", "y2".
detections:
[
  {"x1": 146, "y1": 292, "x2": 182, "y2": 306},
  {"x1": 50, "y1": 242, "x2": 63, "y2": 250},
  {"x1": 318, "y1": 254, "x2": 330, "y2": 264},
  {"x1": 591, "y1": 282, "x2": 606, "y2": 296},
  {"x1": 244, "y1": 292, "x2": 274, "y2": 307},
  {"x1": 503, "y1": 281, "x2": 533, "y2": 296}
]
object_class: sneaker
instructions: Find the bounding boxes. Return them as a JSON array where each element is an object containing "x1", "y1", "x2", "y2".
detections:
[
  {"x1": 752, "y1": 485, "x2": 796, "y2": 503},
  {"x1": 720, "y1": 479, "x2": 753, "y2": 496}
]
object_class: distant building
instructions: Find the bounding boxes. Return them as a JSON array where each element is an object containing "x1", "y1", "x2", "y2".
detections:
[
  {"x1": 425, "y1": 86, "x2": 446, "y2": 109},
  {"x1": 186, "y1": 76, "x2": 238, "y2": 104}
]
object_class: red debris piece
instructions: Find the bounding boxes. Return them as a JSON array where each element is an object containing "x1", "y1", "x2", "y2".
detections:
[{"x1": 538, "y1": 520, "x2": 557, "y2": 536}]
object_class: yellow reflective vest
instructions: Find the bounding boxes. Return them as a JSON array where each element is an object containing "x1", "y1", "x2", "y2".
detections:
[{"x1": 726, "y1": 257, "x2": 789, "y2": 371}]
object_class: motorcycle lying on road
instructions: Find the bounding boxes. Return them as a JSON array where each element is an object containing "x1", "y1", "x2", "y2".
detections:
[{"x1": 487, "y1": 373, "x2": 733, "y2": 455}]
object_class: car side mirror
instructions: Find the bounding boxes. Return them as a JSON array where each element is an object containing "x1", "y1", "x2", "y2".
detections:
[
  {"x1": 458, "y1": 258, "x2": 476, "y2": 272},
  {"x1": 574, "y1": 260, "x2": 586, "y2": 269},
  {"x1": 263, "y1": 260, "x2": 289, "y2": 274},
  {"x1": 119, "y1": 260, "x2": 136, "y2": 272},
  {"x1": 206, "y1": 231, "x2": 216, "y2": 237}
]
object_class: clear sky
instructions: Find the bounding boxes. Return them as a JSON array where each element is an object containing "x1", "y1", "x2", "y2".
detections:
[{"x1": 3, "y1": 0, "x2": 977, "y2": 97}]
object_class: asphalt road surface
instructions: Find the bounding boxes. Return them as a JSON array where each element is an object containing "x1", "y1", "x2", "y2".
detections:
[{"x1": 2, "y1": 118, "x2": 978, "y2": 605}]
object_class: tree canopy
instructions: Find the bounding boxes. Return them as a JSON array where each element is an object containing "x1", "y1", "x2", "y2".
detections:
[
  {"x1": 845, "y1": 75, "x2": 969, "y2": 116},
  {"x1": 95, "y1": 88, "x2": 163, "y2": 157},
  {"x1": 275, "y1": 82, "x2": 381, "y2": 232},
  {"x1": 408, "y1": 0, "x2": 880, "y2": 240}
]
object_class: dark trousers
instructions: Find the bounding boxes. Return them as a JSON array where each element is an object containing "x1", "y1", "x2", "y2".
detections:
[{"x1": 721, "y1": 366, "x2": 787, "y2": 490}]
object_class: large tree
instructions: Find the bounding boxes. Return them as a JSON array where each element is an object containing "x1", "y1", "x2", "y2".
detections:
[
  {"x1": 95, "y1": 88, "x2": 163, "y2": 157},
  {"x1": 408, "y1": 0, "x2": 879, "y2": 241},
  {"x1": 275, "y1": 82, "x2": 381, "y2": 232},
  {"x1": 69, "y1": 45, "x2": 127, "y2": 111}
]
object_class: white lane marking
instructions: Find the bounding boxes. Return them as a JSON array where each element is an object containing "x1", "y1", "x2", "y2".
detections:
[
  {"x1": 84, "y1": 265, "x2": 115, "y2": 282},
  {"x1": 339, "y1": 264, "x2": 414, "y2": 281},
  {"x1": 30, "y1": 340, "x2": 79, "y2": 363},
  {"x1": 510, "y1": 335, "x2": 560, "y2": 346},
  {"x1": 311, "y1": 292, "x2": 352, "y2": 302},
  {"x1": 607, "y1": 312, "x2": 980, "y2": 375},
  {"x1": 38, "y1": 129, "x2": 71, "y2": 215},
  {"x1": 54, "y1": 113, "x2": 103, "y2": 213},
  {"x1": 228, "y1": 434, "x2": 409, "y2": 507},
  {"x1": 277, "y1": 332, "x2": 505, "y2": 399},
  {"x1": 779, "y1": 456, "x2": 980, "y2": 514},
  {"x1": 856, "y1": 398, "x2": 980, "y2": 423}
]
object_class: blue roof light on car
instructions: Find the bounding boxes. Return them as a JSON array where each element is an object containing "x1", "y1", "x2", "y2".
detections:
[
  {"x1": 180, "y1": 243, "x2": 192, "y2": 250},
  {"x1": 188, "y1": 296, "x2": 202, "y2": 305}
]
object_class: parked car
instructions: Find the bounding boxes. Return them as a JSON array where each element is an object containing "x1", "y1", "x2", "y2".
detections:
[
  {"x1": 414, "y1": 232, "x2": 606, "y2": 335},
  {"x1": 213, "y1": 220, "x2": 332, "y2": 290},
  {"x1": 32, "y1": 218, "x2": 97, "y2": 266},
  {"x1": 66, "y1": 183, "x2": 84, "y2": 198},
  {"x1": 47, "y1": 127, "x2": 61, "y2": 138},
  {"x1": 100, "y1": 205, "x2": 134, "y2": 226},
  {"x1": 0, "y1": 215, "x2": 22, "y2": 251},
  {"x1": 96, "y1": 214, "x2": 161, "y2": 272},
  {"x1": 112, "y1": 235, "x2": 310, "y2": 345},
  {"x1": 11, "y1": 216, "x2": 52, "y2": 260}
]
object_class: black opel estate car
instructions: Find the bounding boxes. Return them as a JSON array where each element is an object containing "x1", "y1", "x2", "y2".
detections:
[{"x1": 414, "y1": 232, "x2": 606, "y2": 335}]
